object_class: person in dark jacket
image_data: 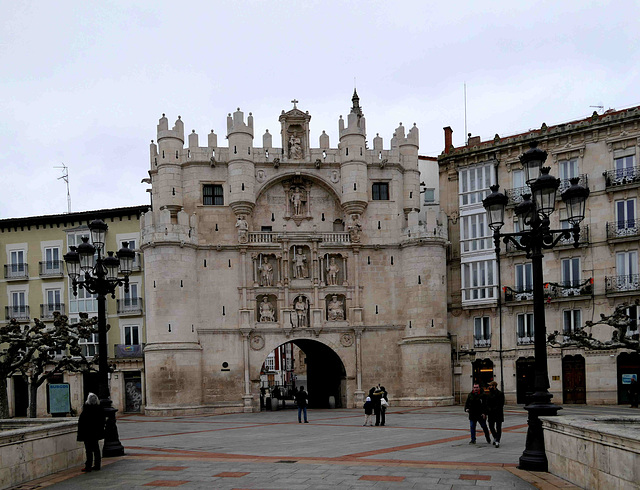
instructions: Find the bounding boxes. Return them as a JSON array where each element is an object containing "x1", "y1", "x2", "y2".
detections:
[
  {"x1": 464, "y1": 383, "x2": 491, "y2": 444},
  {"x1": 77, "y1": 393, "x2": 105, "y2": 472},
  {"x1": 371, "y1": 385, "x2": 385, "y2": 426},
  {"x1": 629, "y1": 377, "x2": 639, "y2": 408},
  {"x1": 363, "y1": 396, "x2": 373, "y2": 426},
  {"x1": 295, "y1": 386, "x2": 309, "y2": 423},
  {"x1": 486, "y1": 381, "x2": 505, "y2": 447}
]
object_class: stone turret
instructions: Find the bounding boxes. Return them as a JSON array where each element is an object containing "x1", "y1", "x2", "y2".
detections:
[
  {"x1": 399, "y1": 122, "x2": 421, "y2": 215},
  {"x1": 339, "y1": 90, "x2": 368, "y2": 216},
  {"x1": 227, "y1": 108, "x2": 255, "y2": 217},
  {"x1": 154, "y1": 114, "x2": 185, "y2": 216}
]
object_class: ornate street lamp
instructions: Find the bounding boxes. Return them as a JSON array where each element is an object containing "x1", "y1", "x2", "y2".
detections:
[
  {"x1": 63, "y1": 219, "x2": 135, "y2": 457},
  {"x1": 482, "y1": 141, "x2": 589, "y2": 471}
]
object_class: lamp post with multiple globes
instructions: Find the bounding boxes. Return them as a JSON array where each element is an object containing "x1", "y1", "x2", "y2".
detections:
[
  {"x1": 63, "y1": 219, "x2": 135, "y2": 457},
  {"x1": 482, "y1": 141, "x2": 590, "y2": 471}
]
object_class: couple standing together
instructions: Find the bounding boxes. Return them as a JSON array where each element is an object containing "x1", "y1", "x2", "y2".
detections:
[
  {"x1": 464, "y1": 381, "x2": 505, "y2": 447},
  {"x1": 363, "y1": 385, "x2": 389, "y2": 426}
]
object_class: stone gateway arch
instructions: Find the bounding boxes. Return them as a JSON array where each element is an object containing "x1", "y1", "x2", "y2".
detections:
[{"x1": 141, "y1": 94, "x2": 452, "y2": 415}]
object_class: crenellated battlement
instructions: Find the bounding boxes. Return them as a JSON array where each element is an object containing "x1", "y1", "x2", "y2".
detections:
[{"x1": 157, "y1": 114, "x2": 184, "y2": 143}]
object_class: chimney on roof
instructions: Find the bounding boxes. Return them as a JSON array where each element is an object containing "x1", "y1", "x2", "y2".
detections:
[{"x1": 443, "y1": 126, "x2": 453, "y2": 154}]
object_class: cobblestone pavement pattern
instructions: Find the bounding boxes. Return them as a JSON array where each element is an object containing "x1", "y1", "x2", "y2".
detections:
[{"x1": 13, "y1": 405, "x2": 632, "y2": 489}]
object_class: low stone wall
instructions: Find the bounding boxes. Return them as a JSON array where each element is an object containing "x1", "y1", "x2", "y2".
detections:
[
  {"x1": 541, "y1": 415, "x2": 640, "y2": 490},
  {"x1": 0, "y1": 419, "x2": 83, "y2": 490}
]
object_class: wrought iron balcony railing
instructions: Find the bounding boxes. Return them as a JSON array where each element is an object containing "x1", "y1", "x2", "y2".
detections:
[
  {"x1": 4, "y1": 263, "x2": 28, "y2": 280},
  {"x1": 604, "y1": 166, "x2": 640, "y2": 187},
  {"x1": 117, "y1": 297, "x2": 143, "y2": 315},
  {"x1": 114, "y1": 343, "x2": 145, "y2": 358},
  {"x1": 606, "y1": 220, "x2": 640, "y2": 239},
  {"x1": 517, "y1": 336, "x2": 535, "y2": 345},
  {"x1": 506, "y1": 175, "x2": 587, "y2": 205},
  {"x1": 5, "y1": 305, "x2": 30, "y2": 321},
  {"x1": 504, "y1": 285, "x2": 533, "y2": 302},
  {"x1": 40, "y1": 303, "x2": 65, "y2": 319},
  {"x1": 605, "y1": 274, "x2": 640, "y2": 293},
  {"x1": 544, "y1": 278, "x2": 593, "y2": 299},
  {"x1": 39, "y1": 260, "x2": 63, "y2": 277},
  {"x1": 474, "y1": 338, "x2": 491, "y2": 348}
]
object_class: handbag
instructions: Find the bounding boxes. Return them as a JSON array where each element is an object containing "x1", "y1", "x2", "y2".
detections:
[{"x1": 380, "y1": 398, "x2": 389, "y2": 408}]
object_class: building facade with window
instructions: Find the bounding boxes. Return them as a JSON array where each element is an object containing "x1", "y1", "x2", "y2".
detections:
[
  {"x1": 439, "y1": 106, "x2": 640, "y2": 405},
  {"x1": 141, "y1": 93, "x2": 450, "y2": 414},
  {"x1": 0, "y1": 206, "x2": 148, "y2": 416}
]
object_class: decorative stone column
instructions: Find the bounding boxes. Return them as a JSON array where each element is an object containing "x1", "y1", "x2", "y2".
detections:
[
  {"x1": 354, "y1": 328, "x2": 365, "y2": 405},
  {"x1": 240, "y1": 329, "x2": 253, "y2": 412}
]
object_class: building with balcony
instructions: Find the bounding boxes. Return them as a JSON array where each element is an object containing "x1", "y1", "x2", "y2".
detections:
[
  {"x1": 438, "y1": 106, "x2": 640, "y2": 405},
  {"x1": 0, "y1": 206, "x2": 148, "y2": 416},
  {"x1": 141, "y1": 93, "x2": 450, "y2": 414}
]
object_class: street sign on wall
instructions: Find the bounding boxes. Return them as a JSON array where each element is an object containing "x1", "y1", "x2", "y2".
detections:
[{"x1": 48, "y1": 383, "x2": 70, "y2": 414}]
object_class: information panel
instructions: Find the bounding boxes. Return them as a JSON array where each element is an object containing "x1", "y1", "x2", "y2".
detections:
[{"x1": 48, "y1": 383, "x2": 71, "y2": 414}]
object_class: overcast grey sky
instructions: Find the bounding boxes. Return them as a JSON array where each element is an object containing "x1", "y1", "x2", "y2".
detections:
[{"x1": 1, "y1": 1, "x2": 638, "y2": 219}]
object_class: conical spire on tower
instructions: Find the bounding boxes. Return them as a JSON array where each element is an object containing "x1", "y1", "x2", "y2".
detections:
[{"x1": 351, "y1": 89, "x2": 363, "y2": 116}]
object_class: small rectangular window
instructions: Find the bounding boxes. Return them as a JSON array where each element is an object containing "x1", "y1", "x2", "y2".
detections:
[
  {"x1": 423, "y1": 188, "x2": 435, "y2": 203},
  {"x1": 261, "y1": 226, "x2": 273, "y2": 232},
  {"x1": 372, "y1": 182, "x2": 389, "y2": 200},
  {"x1": 203, "y1": 184, "x2": 224, "y2": 205}
]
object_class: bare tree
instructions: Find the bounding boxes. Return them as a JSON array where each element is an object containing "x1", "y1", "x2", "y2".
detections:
[
  {"x1": 548, "y1": 300, "x2": 640, "y2": 352},
  {"x1": 1, "y1": 313, "x2": 98, "y2": 418}
]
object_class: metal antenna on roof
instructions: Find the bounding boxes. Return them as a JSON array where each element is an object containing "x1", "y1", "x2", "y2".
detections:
[
  {"x1": 589, "y1": 105, "x2": 604, "y2": 114},
  {"x1": 54, "y1": 163, "x2": 71, "y2": 213},
  {"x1": 464, "y1": 83, "x2": 468, "y2": 145}
]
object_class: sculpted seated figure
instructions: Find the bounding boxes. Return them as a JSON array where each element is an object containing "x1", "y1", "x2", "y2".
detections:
[
  {"x1": 259, "y1": 297, "x2": 275, "y2": 322},
  {"x1": 328, "y1": 295, "x2": 344, "y2": 321}
]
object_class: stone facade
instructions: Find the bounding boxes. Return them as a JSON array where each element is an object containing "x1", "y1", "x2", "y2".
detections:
[
  {"x1": 439, "y1": 106, "x2": 640, "y2": 405},
  {"x1": 141, "y1": 93, "x2": 451, "y2": 414}
]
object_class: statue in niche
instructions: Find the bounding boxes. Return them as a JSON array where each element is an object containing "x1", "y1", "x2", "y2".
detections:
[
  {"x1": 290, "y1": 186, "x2": 305, "y2": 216},
  {"x1": 289, "y1": 132, "x2": 303, "y2": 159},
  {"x1": 294, "y1": 296, "x2": 308, "y2": 328},
  {"x1": 293, "y1": 248, "x2": 308, "y2": 279},
  {"x1": 326, "y1": 257, "x2": 340, "y2": 286},
  {"x1": 347, "y1": 214, "x2": 362, "y2": 243},
  {"x1": 328, "y1": 295, "x2": 345, "y2": 321},
  {"x1": 236, "y1": 215, "x2": 249, "y2": 244},
  {"x1": 259, "y1": 257, "x2": 274, "y2": 287},
  {"x1": 259, "y1": 297, "x2": 275, "y2": 322}
]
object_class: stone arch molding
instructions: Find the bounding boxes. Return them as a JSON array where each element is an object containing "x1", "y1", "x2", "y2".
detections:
[
  {"x1": 254, "y1": 171, "x2": 342, "y2": 208},
  {"x1": 248, "y1": 333, "x2": 350, "y2": 381}
]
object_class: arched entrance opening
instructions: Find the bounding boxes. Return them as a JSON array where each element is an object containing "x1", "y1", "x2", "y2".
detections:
[
  {"x1": 259, "y1": 339, "x2": 346, "y2": 410},
  {"x1": 516, "y1": 357, "x2": 535, "y2": 404},
  {"x1": 562, "y1": 354, "x2": 586, "y2": 404},
  {"x1": 472, "y1": 358, "x2": 494, "y2": 388},
  {"x1": 617, "y1": 352, "x2": 640, "y2": 404}
]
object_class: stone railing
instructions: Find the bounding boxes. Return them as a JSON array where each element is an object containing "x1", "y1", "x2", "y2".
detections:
[
  {"x1": 248, "y1": 231, "x2": 351, "y2": 244},
  {"x1": 0, "y1": 419, "x2": 83, "y2": 489},
  {"x1": 542, "y1": 415, "x2": 640, "y2": 490}
]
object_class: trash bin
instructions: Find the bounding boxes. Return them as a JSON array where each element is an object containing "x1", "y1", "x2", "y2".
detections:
[
  {"x1": 328, "y1": 396, "x2": 336, "y2": 409},
  {"x1": 270, "y1": 397, "x2": 279, "y2": 411}
]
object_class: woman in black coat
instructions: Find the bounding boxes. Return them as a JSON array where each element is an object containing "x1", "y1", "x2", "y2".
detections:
[{"x1": 77, "y1": 393, "x2": 105, "y2": 472}]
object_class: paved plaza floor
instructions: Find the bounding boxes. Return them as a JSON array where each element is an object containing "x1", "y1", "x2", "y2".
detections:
[{"x1": 13, "y1": 404, "x2": 638, "y2": 489}]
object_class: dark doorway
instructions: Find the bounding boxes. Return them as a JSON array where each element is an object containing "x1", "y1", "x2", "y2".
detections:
[
  {"x1": 472, "y1": 358, "x2": 494, "y2": 388},
  {"x1": 83, "y1": 371, "x2": 100, "y2": 403},
  {"x1": 562, "y1": 355, "x2": 586, "y2": 404},
  {"x1": 13, "y1": 375, "x2": 28, "y2": 417},
  {"x1": 617, "y1": 352, "x2": 640, "y2": 404},
  {"x1": 516, "y1": 357, "x2": 535, "y2": 404},
  {"x1": 260, "y1": 340, "x2": 346, "y2": 410}
]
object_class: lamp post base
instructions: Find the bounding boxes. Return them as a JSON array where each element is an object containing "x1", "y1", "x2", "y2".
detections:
[
  {"x1": 517, "y1": 399, "x2": 561, "y2": 472},
  {"x1": 101, "y1": 403, "x2": 125, "y2": 457}
]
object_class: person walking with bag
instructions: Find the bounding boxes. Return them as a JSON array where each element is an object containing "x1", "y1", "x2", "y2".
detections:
[
  {"x1": 77, "y1": 393, "x2": 105, "y2": 472},
  {"x1": 380, "y1": 386, "x2": 389, "y2": 426},
  {"x1": 486, "y1": 381, "x2": 505, "y2": 447}
]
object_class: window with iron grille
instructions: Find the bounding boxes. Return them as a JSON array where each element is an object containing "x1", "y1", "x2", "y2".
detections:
[{"x1": 203, "y1": 184, "x2": 224, "y2": 205}]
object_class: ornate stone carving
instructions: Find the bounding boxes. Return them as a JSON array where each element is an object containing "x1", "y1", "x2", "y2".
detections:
[
  {"x1": 289, "y1": 132, "x2": 303, "y2": 159},
  {"x1": 347, "y1": 214, "x2": 362, "y2": 243},
  {"x1": 326, "y1": 257, "x2": 340, "y2": 286},
  {"x1": 290, "y1": 186, "x2": 306, "y2": 216},
  {"x1": 340, "y1": 332, "x2": 354, "y2": 347},
  {"x1": 259, "y1": 297, "x2": 275, "y2": 322},
  {"x1": 294, "y1": 296, "x2": 309, "y2": 328},
  {"x1": 235, "y1": 215, "x2": 248, "y2": 244},
  {"x1": 292, "y1": 247, "x2": 309, "y2": 279},
  {"x1": 328, "y1": 295, "x2": 345, "y2": 321},
  {"x1": 330, "y1": 170, "x2": 340, "y2": 183},
  {"x1": 250, "y1": 334, "x2": 265, "y2": 351},
  {"x1": 256, "y1": 169, "x2": 266, "y2": 183},
  {"x1": 259, "y1": 257, "x2": 274, "y2": 286}
]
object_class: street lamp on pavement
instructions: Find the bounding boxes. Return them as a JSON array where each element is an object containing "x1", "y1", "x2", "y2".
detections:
[
  {"x1": 63, "y1": 219, "x2": 135, "y2": 457},
  {"x1": 482, "y1": 141, "x2": 589, "y2": 472}
]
